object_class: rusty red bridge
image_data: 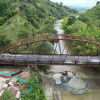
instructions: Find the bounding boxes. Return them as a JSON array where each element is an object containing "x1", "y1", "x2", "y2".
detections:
[{"x1": 0, "y1": 34, "x2": 100, "y2": 66}]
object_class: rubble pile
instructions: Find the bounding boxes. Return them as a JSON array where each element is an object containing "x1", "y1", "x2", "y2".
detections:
[
  {"x1": 53, "y1": 73, "x2": 91, "y2": 94},
  {"x1": 0, "y1": 71, "x2": 32, "y2": 99}
]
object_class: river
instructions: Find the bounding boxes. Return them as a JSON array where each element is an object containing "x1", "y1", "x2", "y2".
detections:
[{"x1": 42, "y1": 20, "x2": 100, "y2": 100}]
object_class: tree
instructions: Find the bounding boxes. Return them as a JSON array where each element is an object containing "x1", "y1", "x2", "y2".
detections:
[
  {"x1": 18, "y1": 29, "x2": 29, "y2": 40},
  {"x1": 0, "y1": 34, "x2": 11, "y2": 49},
  {"x1": 35, "y1": 41, "x2": 53, "y2": 54},
  {"x1": 96, "y1": 1, "x2": 100, "y2": 5},
  {"x1": 0, "y1": 0, "x2": 7, "y2": 16},
  {"x1": 67, "y1": 16, "x2": 76, "y2": 25},
  {"x1": 60, "y1": 2, "x2": 63, "y2": 7},
  {"x1": 0, "y1": 17, "x2": 6, "y2": 25},
  {"x1": 78, "y1": 14, "x2": 90, "y2": 22}
]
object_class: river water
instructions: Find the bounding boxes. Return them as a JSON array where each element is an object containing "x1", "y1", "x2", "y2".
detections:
[{"x1": 42, "y1": 20, "x2": 100, "y2": 100}]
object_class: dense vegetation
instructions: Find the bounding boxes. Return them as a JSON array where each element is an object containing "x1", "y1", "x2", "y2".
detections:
[
  {"x1": 1, "y1": 90, "x2": 17, "y2": 100},
  {"x1": 21, "y1": 71, "x2": 46, "y2": 100},
  {"x1": 63, "y1": 4, "x2": 100, "y2": 55},
  {"x1": 0, "y1": 0, "x2": 77, "y2": 44}
]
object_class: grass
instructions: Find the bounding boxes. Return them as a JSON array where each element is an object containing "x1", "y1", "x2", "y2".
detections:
[{"x1": 0, "y1": 14, "x2": 33, "y2": 42}]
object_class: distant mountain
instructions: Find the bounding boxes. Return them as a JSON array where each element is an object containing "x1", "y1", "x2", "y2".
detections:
[{"x1": 69, "y1": 6, "x2": 92, "y2": 10}]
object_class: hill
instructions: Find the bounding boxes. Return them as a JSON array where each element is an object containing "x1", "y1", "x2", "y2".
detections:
[
  {"x1": 79, "y1": 3, "x2": 100, "y2": 26},
  {"x1": 0, "y1": 0, "x2": 77, "y2": 45},
  {"x1": 63, "y1": 4, "x2": 100, "y2": 55},
  {"x1": 86, "y1": 4, "x2": 100, "y2": 20},
  {"x1": 69, "y1": 6, "x2": 91, "y2": 10}
]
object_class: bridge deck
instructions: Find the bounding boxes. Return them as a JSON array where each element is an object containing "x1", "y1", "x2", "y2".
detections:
[{"x1": 0, "y1": 54, "x2": 100, "y2": 66}]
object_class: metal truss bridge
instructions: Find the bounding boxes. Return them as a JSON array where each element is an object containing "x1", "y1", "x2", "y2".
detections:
[{"x1": 0, "y1": 34, "x2": 100, "y2": 66}]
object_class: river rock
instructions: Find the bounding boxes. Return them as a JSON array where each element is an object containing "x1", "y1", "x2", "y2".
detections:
[
  {"x1": 67, "y1": 77, "x2": 87, "y2": 89},
  {"x1": 61, "y1": 76, "x2": 71, "y2": 83},
  {"x1": 53, "y1": 73, "x2": 62, "y2": 84}
]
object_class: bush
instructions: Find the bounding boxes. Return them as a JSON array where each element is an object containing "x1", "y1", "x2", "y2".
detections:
[
  {"x1": 67, "y1": 16, "x2": 76, "y2": 25},
  {"x1": 24, "y1": 22, "x2": 30, "y2": 27},
  {"x1": 0, "y1": 17, "x2": 6, "y2": 25},
  {"x1": 37, "y1": 65, "x2": 50, "y2": 72},
  {"x1": 78, "y1": 14, "x2": 90, "y2": 22},
  {"x1": 0, "y1": 0, "x2": 7, "y2": 16},
  {"x1": 0, "y1": 34, "x2": 11, "y2": 49},
  {"x1": 6, "y1": 10, "x2": 17, "y2": 18},
  {"x1": 21, "y1": 71, "x2": 47, "y2": 100},
  {"x1": 35, "y1": 41, "x2": 53, "y2": 54},
  {"x1": 1, "y1": 90, "x2": 17, "y2": 100},
  {"x1": 18, "y1": 29, "x2": 29, "y2": 40}
]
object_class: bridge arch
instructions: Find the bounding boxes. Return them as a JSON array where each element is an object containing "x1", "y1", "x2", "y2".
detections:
[{"x1": 0, "y1": 34, "x2": 100, "y2": 66}]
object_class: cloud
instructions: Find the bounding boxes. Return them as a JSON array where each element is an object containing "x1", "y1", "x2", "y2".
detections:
[
  {"x1": 50, "y1": 0, "x2": 100, "y2": 7},
  {"x1": 50, "y1": 0, "x2": 87, "y2": 5},
  {"x1": 65, "y1": 0, "x2": 87, "y2": 5}
]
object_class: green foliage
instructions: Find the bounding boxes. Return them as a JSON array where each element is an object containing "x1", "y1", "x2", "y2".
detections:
[
  {"x1": 62, "y1": 17, "x2": 73, "y2": 34},
  {"x1": 18, "y1": 28, "x2": 29, "y2": 39},
  {"x1": 0, "y1": 34, "x2": 11, "y2": 49},
  {"x1": 35, "y1": 41, "x2": 53, "y2": 54},
  {"x1": 21, "y1": 71, "x2": 47, "y2": 100},
  {"x1": 19, "y1": 0, "x2": 77, "y2": 35},
  {"x1": 1, "y1": 90, "x2": 17, "y2": 100},
  {"x1": 85, "y1": 4, "x2": 100, "y2": 21},
  {"x1": 44, "y1": 24, "x2": 57, "y2": 34},
  {"x1": 0, "y1": 17, "x2": 6, "y2": 25},
  {"x1": 0, "y1": 0, "x2": 77, "y2": 43},
  {"x1": 78, "y1": 14, "x2": 90, "y2": 22},
  {"x1": 71, "y1": 20, "x2": 85, "y2": 33},
  {"x1": 0, "y1": 0, "x2": 7, "y2": 16},
  {"x1": 67, "y1": 16, "x2": 76, "y2": 25},
  {"x1": 63, "y1": 4, "x2": 100, "y2": 55},
  {"x1": 0, "y1": 14, "x2": 33, "y2": 42},
  {"x1": 6, "y1": 10, "x2": 18, "y2": 18},
  {"x1": 37, "y1": 65, "x2": 50, "y2": 72},
  {"x1": 0, "y1": 0, "x2": 17, "y2": 25}
]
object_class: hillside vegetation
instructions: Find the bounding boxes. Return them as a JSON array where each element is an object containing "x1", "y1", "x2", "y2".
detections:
[
  {"x1": 0, "y1": 0, "x2": 77, "y2": 45},
  {"x1": 63, "y1": 4, "x2": 100, "y2": 55}
]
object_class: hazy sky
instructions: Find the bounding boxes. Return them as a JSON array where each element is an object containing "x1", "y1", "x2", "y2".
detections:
[{"x1": 50, "y1": 0, "x2": 100, "y2": 7}]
